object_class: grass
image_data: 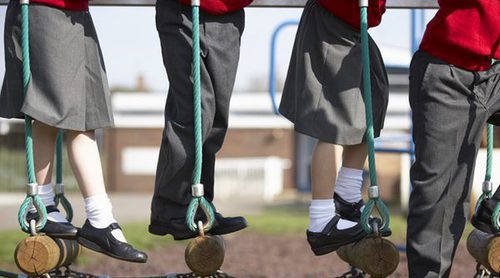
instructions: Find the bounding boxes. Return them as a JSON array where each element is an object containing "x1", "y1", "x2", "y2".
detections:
[{"x1": 0, "y1": 207, "x2": 478, "y2": 273}]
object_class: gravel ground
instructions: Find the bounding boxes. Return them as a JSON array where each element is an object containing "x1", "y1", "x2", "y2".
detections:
[{"x1": 74, "y1": 233, "x2": 480, "y2": 278}]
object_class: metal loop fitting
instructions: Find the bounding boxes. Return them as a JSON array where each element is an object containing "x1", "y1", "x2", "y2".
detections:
[
  {"x1": 482, "y1": 181, "x2": 493, "y2": 194},
  {"x1": 55, "y1": 183, "x2": 64, "y2": 195},
  {"x1": 192, "y1": 183, "x2": 204, "y2": 197},
  {"x1": 27, "y1": 183, "x2": 38, "y2": 196},
  {"x1": 20, "y1": 0, "x2": 29, "y2": 4},
  {"x1": 358, "y1": 0, "x2": 369, "y2": 7},
  {"x1": 368, "y1": 186, "x2": 380, "y2": 199},
  {"x1": 191, "y1": 0, "x2": 200, "y2": 6}
]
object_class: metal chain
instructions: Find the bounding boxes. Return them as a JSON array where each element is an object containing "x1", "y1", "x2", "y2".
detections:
[
  {"x1": 175, "y1": 272, "x2": 235, "y2": 278},
  {"x1": 45, "y1": 266, "x2": 105, "y2": 278},
  {"x1": 336, "y1": 267, "x2": 365, "y2": 278},
  {"x1": 473, "y1": 263, "x2": 500, "y2": 278}
]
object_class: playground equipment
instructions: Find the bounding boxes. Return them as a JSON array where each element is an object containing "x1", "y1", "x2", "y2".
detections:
[
  {"x1": 334, "y1": 1, "x2": 400, "y2": 276},
  {"x1": 4, "y1": 0, "x2": 498, "y2": 277},
  {"x1": 15, "y1": 235, "x2": 81, "y2": 276},
  {"x1": 467, "y1": 229, "x2": 500, "y2": 275},
  {"x1": 466, "y1": 125, "x2": 500, "y2": 277}
]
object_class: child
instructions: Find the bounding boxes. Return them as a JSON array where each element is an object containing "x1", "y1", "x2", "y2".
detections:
[
  {"x1": 279, "y1": 0, "x2": 388, "y2": 255},
  {"x1": 0, "y1": 0, "x2": 147, "y2": 263},
  {"x1": 149, "y1": 0, "x2": 253, "y2": 240},
  {"x1": 406, "y1": 0, "x2": 499, "y2": 276}
]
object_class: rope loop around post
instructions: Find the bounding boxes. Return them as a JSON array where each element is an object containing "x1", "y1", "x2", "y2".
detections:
[
  {"x1": 360, "y1": 197, "x2": 391, "y2": 234},
  {"x1": 54, "y1": 183, "x2": 74, "y2": 222},
  {"x1": 186, "y1": 195, "x2": 215, "y2": 233},
  {"x1": 18, "y1": 192, "x2": 47, "y2": 233}
]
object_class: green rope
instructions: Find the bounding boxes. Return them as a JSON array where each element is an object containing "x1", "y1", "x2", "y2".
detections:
[
  {"x1": 54, "y1": 130, "x2": 73, "y2": 222},
  {"x1": 475, "y1": 125, "x2": 494, "y2": 213},
  {"x1": 493, "y1": 202, "x2": 500, "y2": 233},
  {"x1": 17, "y1": 1, "x2": 47, "y2": 233},
  {"x1": 185, "y1": 1, "x2": 215, "y2": 233},
  {"x1": 485, "y1": 124, "x2": 493, "y2": 182},
  {"x1": 358, "y1": 2, "x2": 390, "y2": 235},
  {"x1": 56, "y1": 130, "x2": 63, "y2": 185}
]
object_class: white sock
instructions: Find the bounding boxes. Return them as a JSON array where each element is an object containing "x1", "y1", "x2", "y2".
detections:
[
  {"x1": 308, "y1": 199, "x2": 357, "y2": 232},
  {"x1": 335, "y1": 167, "x2": 364, "y2": 203},
  {"x1": 308, "y1": 199, "x2": 334, "y2": 232},
  {"x1": 29, "y1": 184, "x2": 68, "y2": 223},
  {"x1": 84, "y1": 194, "x2": 127, "y2": 243}
]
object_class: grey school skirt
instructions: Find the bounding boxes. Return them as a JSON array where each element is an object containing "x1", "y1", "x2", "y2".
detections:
[
  {"x1": 279, "y1": 0, "x2": 389, "y2": 145},
  {"x1": 0, "y1": 1, "x2": 114, "y2": 131}
]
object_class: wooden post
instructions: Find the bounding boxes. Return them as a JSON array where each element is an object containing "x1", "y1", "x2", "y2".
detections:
[
  {"x1": 185, "y1": 235, "x2": 225, "y2": 276},
  {"x1": 466, "y1": 229, "x2": 500, "y2": 274},
  {"x1": 337, "y1": 237, "x2": 400, "y2": 278},
  {"x1": 15, "y1": 235, "x2": 81, "y2": 276}
]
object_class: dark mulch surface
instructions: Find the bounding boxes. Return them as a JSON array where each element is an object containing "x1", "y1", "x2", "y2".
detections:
[{"x1": 74, "y1": 233, "x2": 480, "y2": 278}]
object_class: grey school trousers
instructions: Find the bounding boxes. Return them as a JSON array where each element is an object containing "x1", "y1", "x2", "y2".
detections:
[
  {"x1": 150, "y1": 0, "x2": 245, "y2": 225},
  {"x1": 407, "y1": 50, "x2": 500, "y2": 277}
]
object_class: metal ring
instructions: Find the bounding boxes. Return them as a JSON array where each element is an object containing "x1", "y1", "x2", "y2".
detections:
[{"x1": 55, "y1": 183, "x2": 64, "y2": 195}]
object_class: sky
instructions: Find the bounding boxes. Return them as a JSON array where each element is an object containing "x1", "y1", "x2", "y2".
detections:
[{"x1": 0, "y1": 6, "x2": 436, "y2": 92}]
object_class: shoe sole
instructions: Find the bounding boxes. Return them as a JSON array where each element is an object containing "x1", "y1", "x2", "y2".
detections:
[
  {"x1": 149, "y1": 222, "x2": 248, "y2": 241},
  {"x1": 310, "y1": 232, "x2": 367, "y2": 256},
  {"x1": 77, "y1": 236, "x2": 146, "y2": 263}
]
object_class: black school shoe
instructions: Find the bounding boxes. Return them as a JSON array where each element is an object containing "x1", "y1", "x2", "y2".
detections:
[
  {"x1": 334, "y1": 194, "x2": 364, "y2": 222},
  {"x1": 472, "y1": 197, "x2": 500, "y2": 235},
  {"x1": 78, "y1": 220, "x2": 148, "y2": 263},
  {"x1": 334, "y1": 194, "x2": 392, "y2": 237},
  {"x1": 149, "y1": 213, "x2": 248, "y2": 240},
  {"x1": 26, "y1": 205, "x2": 78, "y2": 238},
  {"x1": 307, "y1": 215, "x2": 368, "y2": 256}
]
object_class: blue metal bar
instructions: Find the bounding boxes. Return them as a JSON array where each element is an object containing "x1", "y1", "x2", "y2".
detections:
[
  {"x1": 269, "y1": 20, "x2": 299, "y2": 115},
  {"x1": 375, "y1": 148, "x2": 415, "y2": 155}
]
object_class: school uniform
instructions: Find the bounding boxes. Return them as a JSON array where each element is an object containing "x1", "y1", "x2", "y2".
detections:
[
  {"x1": 150, "y1": 0, "x2": 252, "y2": 232},
  {"x1": 407, "y1": 0, "x2": 500, "y2": 276},
  {"x1": 279, "y1": 0, "x2": 389, "y2": 145},
  {"x1": 0, "y1": 0, "x2": 113, "y2": 131}
]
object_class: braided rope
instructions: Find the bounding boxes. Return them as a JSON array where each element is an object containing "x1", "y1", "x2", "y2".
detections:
[
  {"x1": 358, "y1": 3, "x2": 390, "y2": 235},
  {"x1": 17, "y1": 2, "x2": 47, "y2": 233},
  {"x1": 185, "y1": 1, "x2": 215, "y2": 233},
  {"x1": 54, "y1": 130, "x2": 74, "y2": 222}
]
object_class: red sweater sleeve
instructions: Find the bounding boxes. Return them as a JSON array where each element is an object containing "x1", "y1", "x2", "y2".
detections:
[
  {"x1": 31, "y1": 0, "x2": 89, "y2": 11},
  {"x1": 419, "y1": 0, "x2": 499, "y2": 71},
  {"x1": 317, "y1": 0, "x2": 386, "y2": 29},
  {"x1": 178, "y1": 0, "x2": 253, "y2": 15}
]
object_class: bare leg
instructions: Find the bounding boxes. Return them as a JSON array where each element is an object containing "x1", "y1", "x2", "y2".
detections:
[
  {"x1": 311, "y1": 141, "x2": 339, "y2": 199},
  {"x1": 32, "y1": 121, "x2": 69, "y2": 223},
  {"x1": 65, "y1": 130, "x2": 128, "y2": 243},
  {"x1": 33, "y1": 121, "x2": 58, "y2": 185},
  {"x1": 334, "y1": 143, "x2": 367, "y2": 204},
  {"x1": 65, "y1": 130, "x2": 106, "y2": 198},
  {"x1": 342, "y1": 144, "x2": 367, "y2": 169},
  {"x1": 309, "y1": 141, "x2": 356, "y2": 232}
]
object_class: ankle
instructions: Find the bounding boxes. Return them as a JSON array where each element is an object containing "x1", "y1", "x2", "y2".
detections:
[
  {"x1": 334, "y1": 167, "x2": 363, "y2": 203},
  {"x1": 308, "y1": 199, "x2": 335, "y2": 232}
]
